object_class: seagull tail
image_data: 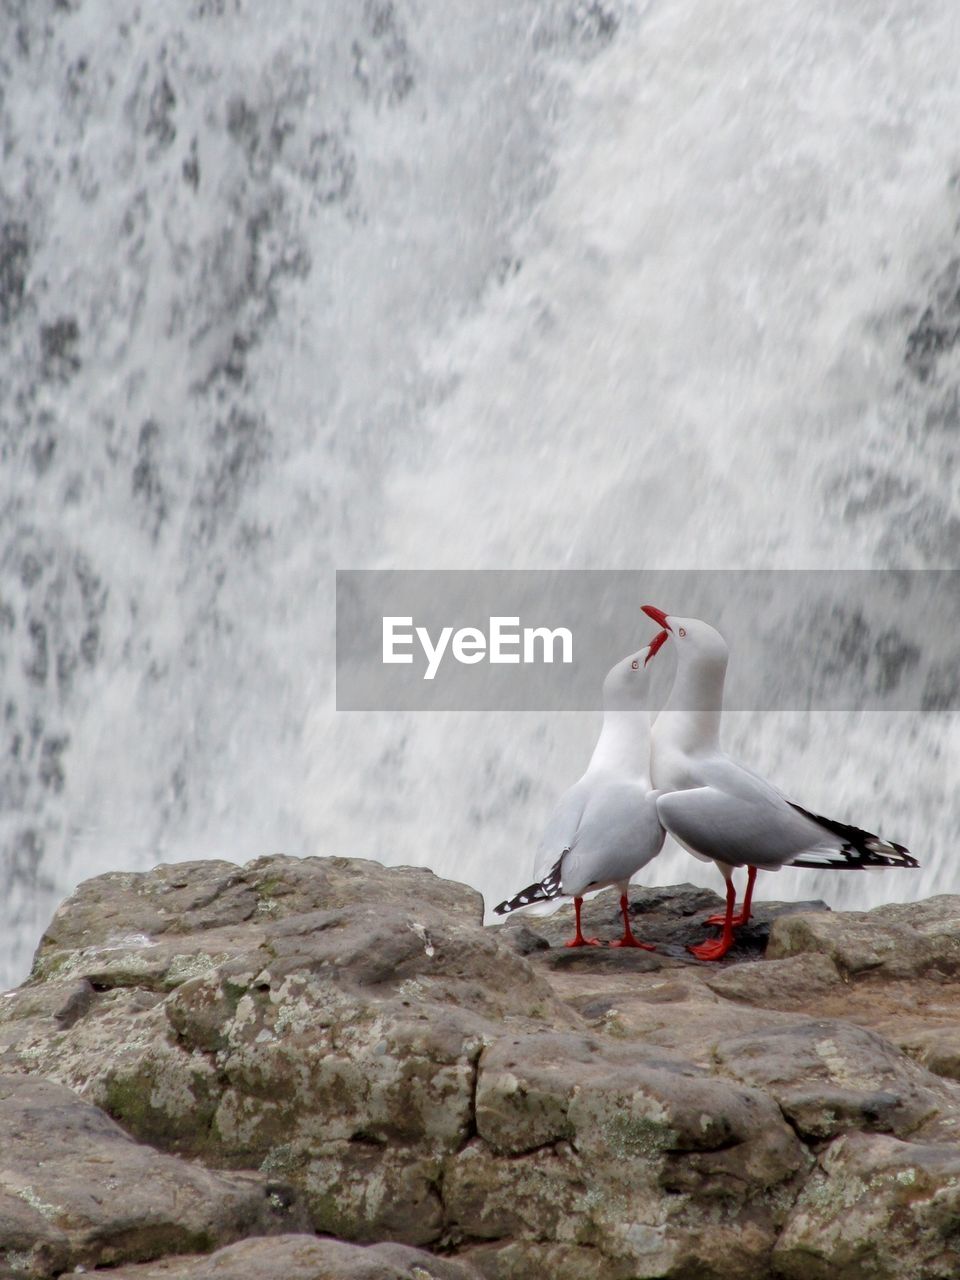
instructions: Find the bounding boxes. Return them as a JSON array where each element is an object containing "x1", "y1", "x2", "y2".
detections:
[
  {"x1": 785, "y1": 802, "x2": 919, "y2": 870},
  {"x1": 492, "y1": 855, "x2": 564, "y2": 915}
]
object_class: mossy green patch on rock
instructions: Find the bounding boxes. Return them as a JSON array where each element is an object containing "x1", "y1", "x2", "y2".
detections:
[{"x1": 100, "y1": 1048, "x2": 220, "y2": 1156}]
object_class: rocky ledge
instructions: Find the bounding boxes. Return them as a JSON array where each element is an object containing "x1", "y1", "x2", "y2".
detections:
[{"x1": 1, "y1": 856, "x2": 959, "y2": 1280}]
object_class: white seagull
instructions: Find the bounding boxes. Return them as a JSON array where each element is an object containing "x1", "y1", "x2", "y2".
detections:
[
  {"x1": 493, "y1": 632, "x2": 669, "y2": 948},
  {"x1": 641, "y1": 606, "x2": 918, "y2": 961}
]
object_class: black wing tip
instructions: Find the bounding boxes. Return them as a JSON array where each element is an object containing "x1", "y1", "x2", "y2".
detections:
[
  {"x1": 493, "y1": 854, "x2": 565, "y2": 916},
  {"x1": 492, "y1": 881, "x2": 554, "y2": 915},
  {"x1": 866, "y1": 838, "x2": 919, "y2": 869},
  {"x1": 789, "y1": 851, "x2": 920, "y2": 871},
  {"x1": 889, "y1": 841, "x2": 918, "y2": 865},
  {"x1": 787, "y1": 801, "x2": 917, "y2": 870}
]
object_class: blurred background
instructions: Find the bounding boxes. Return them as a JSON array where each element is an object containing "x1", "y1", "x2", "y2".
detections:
[{"x1": 2, "y1": 0, "x2": 959, "y2": 988}]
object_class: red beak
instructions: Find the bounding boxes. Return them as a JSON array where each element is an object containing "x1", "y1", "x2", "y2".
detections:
[
  {"x1": 641, "y1": 604, "x2": 672, "y2": 631},
  {"x1": 644, "y1": 629, "x2": 669, "y2": 666}
]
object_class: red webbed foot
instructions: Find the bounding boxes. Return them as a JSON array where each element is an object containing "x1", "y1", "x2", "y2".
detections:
[
  {"x1": 687, "y1": 936, "x2": 735, "y2": 961},
  {"x1": 705, "y1": 867, "x2": 757, "y2": 929},
  {"x1": 609, "y1": 894, "x2": 655, "y2": 950},
  {"x1": 704, "y1": 909, "x2": 750, "y2": 927},
  {"x1": 610, "y1": 935, "x2": 656, "y2": 951},
  {"x1": 563, "y1": 896, "x2": 599, "y2": 947}
]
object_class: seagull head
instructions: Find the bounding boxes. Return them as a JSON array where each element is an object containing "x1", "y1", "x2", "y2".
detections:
[
  {"x1": 640, "y1": 607, "x2": 729, "y2": 666},
  {"x1": 601, "y1": 631, "x2": 668, "y2": 709}
]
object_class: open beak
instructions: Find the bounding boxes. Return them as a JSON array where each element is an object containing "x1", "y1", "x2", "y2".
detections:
[
  {"x1": 644, "y1": 628, "x2": 669, "y2": 666},
  {"x1": 641, "y1": 604, "x2": 672, "y2": 632}
]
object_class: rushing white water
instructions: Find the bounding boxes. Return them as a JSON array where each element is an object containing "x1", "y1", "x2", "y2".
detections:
[{"x1": 2, "y1": 0, "x2": 958, "y2": 987}]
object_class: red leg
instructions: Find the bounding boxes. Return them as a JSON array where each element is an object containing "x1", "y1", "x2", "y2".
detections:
[
  {"x1": 610, "y1": 893, "x2": 656, "y2": 950},
  {"x1": 564, "y1": 896, "x2": 600, "y2": 948},
  {"x1": 739, "y1": 865, "x2": 757, "y2": 923},
  {"x1": 689, "y1": 878, "x2": 737, "y2": 961},
  {"x1": 705, "y1": 865, "x2": 758, "y2": 927}
]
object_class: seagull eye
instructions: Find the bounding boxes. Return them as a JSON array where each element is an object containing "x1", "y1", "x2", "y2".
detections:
[
  {"x1": 678, "y1": 627, "x2": 687, "y2": 637},
  {"x1": 631, "y1": 659, "x2": 639, "y2": 670}
]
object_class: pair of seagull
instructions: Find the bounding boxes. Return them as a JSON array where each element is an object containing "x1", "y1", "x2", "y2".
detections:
[{"x1": 494, "y1": 607, "x2": 917, "y2": 960}]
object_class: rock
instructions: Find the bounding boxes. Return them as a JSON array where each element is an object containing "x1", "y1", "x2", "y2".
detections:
[
  {"x1": 496, "y1": 883, "x2": 721, "y2": 956},
  {"x1": 704, "y1": 953, "x2": 843, "y2": 1008},
  {"x1": 4, "y1": 859, "x2": 960, "y2": 1280},
  {"x1": 461, "y1": 1240, "x2": 624, "y2": 1280},
  {"x1": 28, "y1": 855, "x2": 485, "y2": 989},
  {"x1": 442, "y1": 1030, "x2": 809, "y2": 1278},
  {"x1": 898, "y1": 1025, "x2": 960, "y2": 1083},
  {"x1": 497, "y1": 883, "x2": 831, "y2": 964},
  {"x1": 714, "y1": 1020, "x2": 960, "y2": 1141},
  {"x1": 494, "y1": 883, "x2": 723, "y2": 957},
  {"x1": 101, "y1": 1234, "x2": 485, "y2": 1279},
  {"x1": 548, "y1": 964, "x2": 801, "y2": 1060},
  {"x1": 0, "y1": 856, "x2": 573, "y2": 1248},
  {"x1": 499, "y1": 924, "x2": 551, "y2": 956},
  {"x1": 767, "y1": 895, "x2": 960, "y2": 979},
  {"x1": 0, "y1": 1074, "x2": 305, "y2": 1279},
  {"x1": 544, "y1": 946, "x2": 665, "y2": 974},
  {"x1": 774, "y1": 1132, "x2": 960, "y2": 1280}
]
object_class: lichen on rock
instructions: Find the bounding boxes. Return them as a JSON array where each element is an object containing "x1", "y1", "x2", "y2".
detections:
[{"x1": 2, "y1": 855, "x2": 960, "y2": 1279}]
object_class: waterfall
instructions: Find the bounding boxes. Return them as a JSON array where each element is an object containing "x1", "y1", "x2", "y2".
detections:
[{"x1": 2, "y1": 0, "x2": 958, "y2": 988}]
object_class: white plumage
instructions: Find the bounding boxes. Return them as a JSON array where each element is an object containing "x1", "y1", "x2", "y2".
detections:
[
  {"x1": 641, "y1": 607, "x2": 917, "y2": 960},
  {"x1": 493, "y1": 634, "x2": 668, "y2": 948}
]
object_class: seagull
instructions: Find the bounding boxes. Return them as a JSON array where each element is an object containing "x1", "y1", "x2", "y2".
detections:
[
  {"x1": 640, "y1": 606, "x2": 918, "y2": 961},
  {"x1": 492, "y1": 632, "x2": 669, "y2": 948}
]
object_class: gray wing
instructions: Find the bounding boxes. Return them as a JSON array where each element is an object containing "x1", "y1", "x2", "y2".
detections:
[
  {"x1": 657, "y1": 755, "x2": 836, "y2": 868},
  {"x1": 532, "y1": 779, "x2": 593, "y2": 883},
  {"x1": 656, "y1": 755, "x2": 914, "y2": 870},
  {"x1": 656, "y1": 784, "x2": 825, "y2": 869},
  {"x1": 557, "y1": 779, "x2": 665, "y2": 896}
]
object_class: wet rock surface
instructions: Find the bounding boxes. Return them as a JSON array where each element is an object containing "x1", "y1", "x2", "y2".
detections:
[{"x1": 1, "y1": 856, "x2": 959, "y2": 1279}]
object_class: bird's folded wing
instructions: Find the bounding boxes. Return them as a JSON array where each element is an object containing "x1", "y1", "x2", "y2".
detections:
[
  {"x1": 559, "y1": 781, "x2": 664, "y2": 894},
  {"x1": 532, "y1": 782, "x2": 590, "y2": 883},
  {"x1": 656, "y1": 783, "x2": 839, "y2": 869}
]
